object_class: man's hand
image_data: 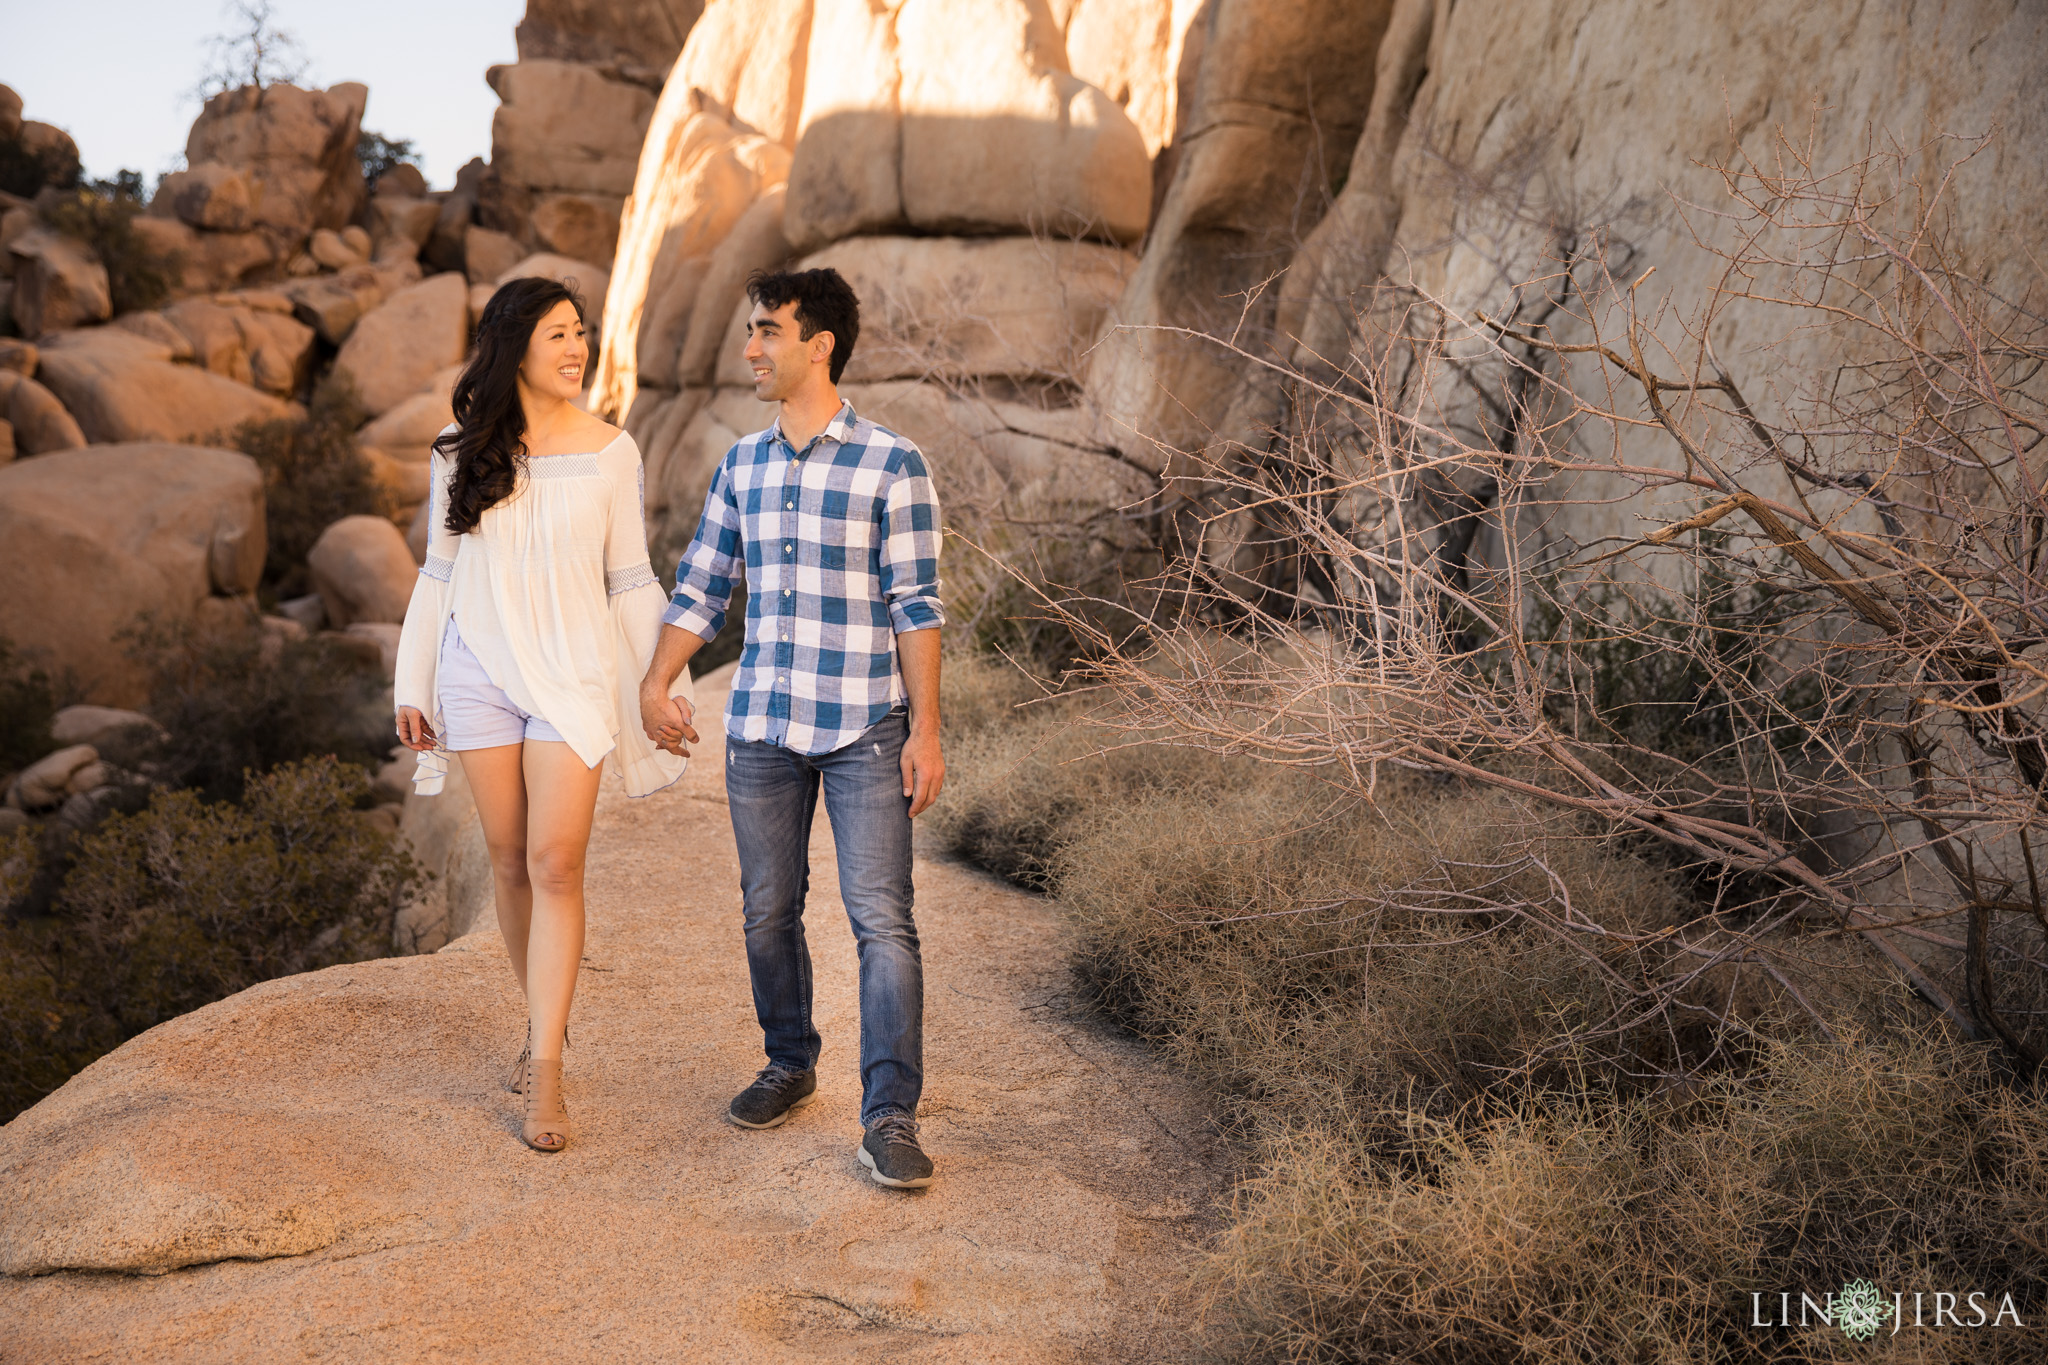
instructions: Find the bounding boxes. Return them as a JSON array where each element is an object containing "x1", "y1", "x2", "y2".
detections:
[
  {"x1": 641, "y1": 687, "x2": 699, "y2": 758},
  {"x1": 901, "y1": 723, "x2": 944, "y2": 818},
  {"x1": 640, "y1": 623, "x2": 707, "y2": 758}
]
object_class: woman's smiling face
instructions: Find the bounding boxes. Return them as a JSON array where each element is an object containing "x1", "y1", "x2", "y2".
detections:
[{"x1": 519, "y1": 299, "x2": 588, "y2": 400}]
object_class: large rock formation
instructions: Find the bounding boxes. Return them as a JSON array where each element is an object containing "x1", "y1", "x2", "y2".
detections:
[
  {"x1": 34, "y1": 328, "x2": 293, "y2": 445},
  {"x1": 596, "y1": 0, "x2": 1199, "y2": 559},
  {"x1": 1261, "y1": 0, "x2": 2048, "y2": 557},
  {"x1": 0, "y1": 83, "x2": 81, "y2": 200},
  {"x1": 172, "y1": 82, "x2": 369, "y2": 246},
  {"x1": 0, "y1": 444, "x2": 265, "y2": 705},
  {"x1": 1085, "y1": 0, "x2": 1396, "y2": 462},
  {"x1": 476, "y1": 2, "x2": 698, "y2": 267}
]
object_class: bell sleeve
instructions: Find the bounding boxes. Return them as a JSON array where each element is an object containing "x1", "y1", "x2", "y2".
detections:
[
  {"x1": 604, "y1": 435, "x2": 694, "y2": 797},
  {"x1": 392, "y1": 434, "x2": 459, "y2": 795}
]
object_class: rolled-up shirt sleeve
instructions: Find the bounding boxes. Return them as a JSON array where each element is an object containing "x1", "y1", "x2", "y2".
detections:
[
  {"x1": 663, "y1": 449, "x2": 743, "y2": 641},
  {"x1": 879, "y1": 449, "x2": 944, "y2": 634}
]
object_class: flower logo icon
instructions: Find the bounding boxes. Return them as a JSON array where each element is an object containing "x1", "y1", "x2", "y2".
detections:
[{"x1": 1837, "y1": 1280, "x2": 1886, "y2": 1341}]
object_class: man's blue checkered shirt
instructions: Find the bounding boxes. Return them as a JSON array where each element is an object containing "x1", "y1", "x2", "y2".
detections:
[{"x1": 663, "y1": 401, "x2": 944, "y2": 755}]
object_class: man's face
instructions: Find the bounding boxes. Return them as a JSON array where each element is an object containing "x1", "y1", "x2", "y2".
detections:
[{"x1": 743, "y1": 299, "x2": 832, "y2": 401}]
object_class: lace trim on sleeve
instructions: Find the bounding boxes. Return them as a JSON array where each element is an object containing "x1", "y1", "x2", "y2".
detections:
[
  {"x1": 422, "y1": 553, "x2": 455, "y2": 583},
  {"x1": 607, "y1": 562, "x2": 657, "y2": 595}
]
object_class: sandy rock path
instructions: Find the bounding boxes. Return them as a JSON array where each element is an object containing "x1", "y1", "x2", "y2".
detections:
[{"x1": 0, "y1": 674, "x2": 1229, "y2": 1362}]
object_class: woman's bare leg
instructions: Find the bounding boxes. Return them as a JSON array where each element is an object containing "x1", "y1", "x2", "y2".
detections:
[
  {"x1": 520, "y1": 740, "x2": 604, "y2": 1061},
  {"x1": 457, "y1": 744, "x2": 535, "y2": 989}
]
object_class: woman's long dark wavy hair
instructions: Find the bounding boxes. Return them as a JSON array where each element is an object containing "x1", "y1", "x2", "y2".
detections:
[{"x1": 434, "y1": 276, "x2": 591, "y2": 534}]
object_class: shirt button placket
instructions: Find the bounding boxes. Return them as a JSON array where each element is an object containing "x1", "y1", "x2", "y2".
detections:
[{"x1": 776, "y1": 442, "x2": 797, "y2": 728}]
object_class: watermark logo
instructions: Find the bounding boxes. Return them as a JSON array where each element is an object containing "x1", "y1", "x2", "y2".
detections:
[
  {"x1": 1834, "y1": 1281, "x2": 1885, "y2": 1342},
  {"x1": 1750, "y1": 1285, "x2": 2026, "y2": 1338}
]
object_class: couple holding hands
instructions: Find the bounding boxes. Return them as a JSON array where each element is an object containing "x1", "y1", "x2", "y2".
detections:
[{"x1": 392, "y1": 265, "x2": 944, "y2": 1189}]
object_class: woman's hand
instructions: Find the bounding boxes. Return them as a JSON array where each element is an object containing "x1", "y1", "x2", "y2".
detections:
[{"x1": 396, "y1": 706, "x2": 437, "y2": 751}]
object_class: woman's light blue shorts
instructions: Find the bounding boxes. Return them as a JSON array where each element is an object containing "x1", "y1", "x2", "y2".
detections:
[{"x1": 438, "y1": 617, "x2": 566, "y2": 750}]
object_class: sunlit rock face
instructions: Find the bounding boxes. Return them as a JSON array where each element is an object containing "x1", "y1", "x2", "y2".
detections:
[{"x1": 598, "y1": 0, "x2": 1193, "y2": 565}]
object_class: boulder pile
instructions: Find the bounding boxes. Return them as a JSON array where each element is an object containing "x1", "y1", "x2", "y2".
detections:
[
  {"x1": 469, "y1": 0, "x2": 691, "y2": 269},
  {"x1": 0, "y1": 73, "x2": 493, "y2": 699}
]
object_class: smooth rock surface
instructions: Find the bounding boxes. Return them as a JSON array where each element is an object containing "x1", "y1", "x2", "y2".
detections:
[
  {"x1": 0, "y1": 443, "x2": 265, "y2": 704},
  {"x1": 0, "y1": 370, "x2": 86, "y2": 455},
  {"x1": 333, "y1": 273, "x2": 470, "y2": 416},
  {"x1": 34, "y1": 328, "x2": 293, "y2": 445},
  {"x1": 127, "y1": 217, "x2": 280, "y2": 295},
  {"x1": 152, "y1": 162, "x2": 254, "y2": 231},
  {"x1": 488, "y1": 59, "x2": 657, "y2": 197},
  {"x1": 306, "y1": 515, "x2": 419, "y2": 627},
  {"x1": 783, "y1": 0, "x2": 1152, "y2": 254},
  {"x1": 11, "y1": 745, "x2": 97, "y2": 811},
  {"x1": 0, "y1": 668, "x2": 1224, "y2": 1362},
  {"x1": 1087, "y1": 0, "x2": 1392, "y2": 457},
  {"x1": 588, "y1": 104, "x2": 790, "y2": 416},
  {"x1": 49, "y1": 706, "x2": 164, "y2": 750},
  {"x1": 357, "y1": 367, "x2": 460, "y2": 466},
  {"x1": 7, "y1": 227, "x2": 111, "y2": 335},
  {"x1": 530, "y1": 191, "x2": 625, "y2": 267}
]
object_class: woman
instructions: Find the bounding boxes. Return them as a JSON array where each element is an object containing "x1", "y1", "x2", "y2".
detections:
[{"x1": 394, "y1": 276, "x2": 692, "y2": 1154}]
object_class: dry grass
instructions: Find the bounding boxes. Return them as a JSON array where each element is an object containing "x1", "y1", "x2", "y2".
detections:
[{"x1": 933, "y1": 655, "x2": 2048, "y2": 1363}]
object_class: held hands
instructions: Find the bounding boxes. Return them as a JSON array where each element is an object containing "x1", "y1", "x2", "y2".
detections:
[
  {"x1": 641, "y1": 687, "x2": 699, "y2": 758},
  {"x1": 395, "y1": 706, "x2": 437, "y2": 751},
  {"x1": 901, "y1": 723, "x2": 944, "y2": 818}
]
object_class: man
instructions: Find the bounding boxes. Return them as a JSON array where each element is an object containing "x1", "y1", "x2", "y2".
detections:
[{"x1": 639, "y1": 267, "x2": 946, "y2": 1190}]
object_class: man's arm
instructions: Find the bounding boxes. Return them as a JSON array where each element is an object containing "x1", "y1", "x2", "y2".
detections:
[
  {"x1": 897, "y1": 628, "x2": 943, "y2": 817},
  {"x1": 640, "y1": 624, "x2": 706, "y2": 756},
  {"x1": 642, "y1": 450, "x2": 741, "y2": 755},
  {"x1": 877, "y1": 445, "x2": 945, "y2": 815}
]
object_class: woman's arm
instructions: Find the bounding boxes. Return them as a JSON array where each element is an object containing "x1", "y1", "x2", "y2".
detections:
[{"x1": 395, "y1": 435, "x2": 460, "y2": 750}]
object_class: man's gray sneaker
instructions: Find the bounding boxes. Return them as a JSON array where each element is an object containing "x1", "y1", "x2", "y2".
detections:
[
  {"x1": 727, "y1": 1063, "x2": 817, "y2": 1128},
  {"x1": 857, "y1": 1113, "x2": 934, "y2": 1188}
]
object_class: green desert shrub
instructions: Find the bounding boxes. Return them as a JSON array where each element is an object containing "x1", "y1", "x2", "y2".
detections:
[
  {"x1": 0, "y1": 757, "x2": 418, "y2": 1122},
  {"x1": 232, "y1": 374, "x2": 386, "y2": 598},
  {"x1": 44, "y1": 172, "x2": 174, "y2": 316},
  {"x1": 356, "y1": 129, "x2": 420, "y2": 187},
  {"x1": 128, "y1": 618, "x2": 391, "y2": 803}
]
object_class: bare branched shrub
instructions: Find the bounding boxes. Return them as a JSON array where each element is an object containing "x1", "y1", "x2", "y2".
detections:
[
  {"x1": 1204, "y1": 1028, "x2": 2048, "y2": 1365},
  {"x1": 1023, "y1": 126, "x2": 2048, "y2": 1082}
]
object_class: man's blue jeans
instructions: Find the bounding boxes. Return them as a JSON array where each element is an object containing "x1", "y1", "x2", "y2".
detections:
[{"x1": 724, "y1": 710, "x2": 922, "y2": 1128}]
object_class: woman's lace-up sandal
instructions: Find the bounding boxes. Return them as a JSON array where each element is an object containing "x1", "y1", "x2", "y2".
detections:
[
  {"x1": 505, "y1": 1024, "x2": 531, "y2": 1094},
  {"x1": 522, "y1": 1057, "x2": 571, "y2": 1153},
  {"x1": 506, "y1": 1023, "x2": 567, "y2": 1095}
]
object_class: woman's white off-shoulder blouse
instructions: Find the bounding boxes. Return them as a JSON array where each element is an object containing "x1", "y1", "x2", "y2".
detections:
[{"x1": 392, "y1": 427, "x2": 693, "y2": 797}]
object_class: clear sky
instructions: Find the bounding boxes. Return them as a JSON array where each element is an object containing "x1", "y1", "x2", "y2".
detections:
[{"x1": 4, "y1": 0, "x2": 527, "y2": 190}]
